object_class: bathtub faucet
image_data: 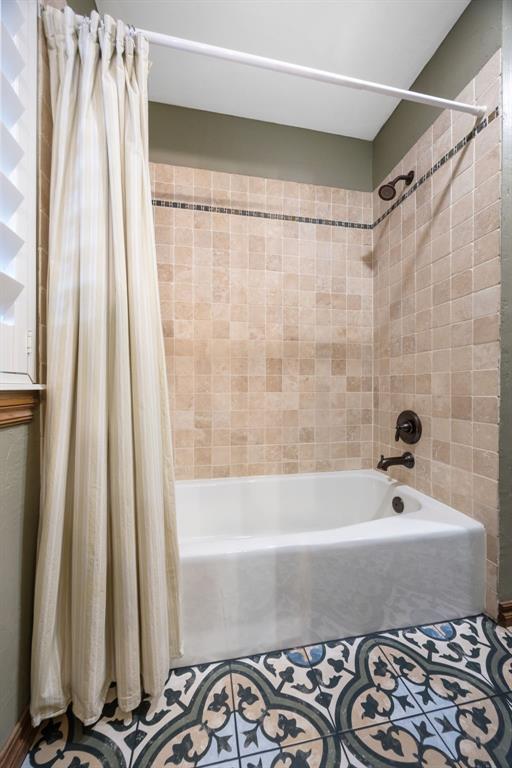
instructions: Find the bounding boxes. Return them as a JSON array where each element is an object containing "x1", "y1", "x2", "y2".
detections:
[{"x1": 377, "y1": 451, "x2": 415, "y2": 472}]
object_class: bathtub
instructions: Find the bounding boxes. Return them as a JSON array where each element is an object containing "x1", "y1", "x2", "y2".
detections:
[{"x1": 176, "y1": 469, "x2": 485, "y2": 666}]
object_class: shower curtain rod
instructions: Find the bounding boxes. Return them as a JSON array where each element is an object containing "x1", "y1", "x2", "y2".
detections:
[{"x1": 139, "y1": 29, "x2": 487, "y2": 119}]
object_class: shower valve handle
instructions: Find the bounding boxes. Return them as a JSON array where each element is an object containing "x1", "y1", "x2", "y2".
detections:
[
  {"x1": 395, "y1": 420, "x2": 414, "y2": 441},
  {"x1": 395, "y1": 423, "x2": 411, "y2": 441},
  {"x1": 394, "y1": 410, "x2": 422, "y2": 444}
]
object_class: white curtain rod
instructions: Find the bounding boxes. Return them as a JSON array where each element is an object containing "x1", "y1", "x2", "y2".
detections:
[{"x1": 140, "y1": 29, "x2": 487, "y2": 119}]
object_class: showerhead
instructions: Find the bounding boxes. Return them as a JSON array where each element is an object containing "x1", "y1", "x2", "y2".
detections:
[
  {"x1": 378, "y1": 183, "x2": 396, "y2": 201},
  {"x1": 378, "y1": 170, "x2": 414, "y2": 201}
]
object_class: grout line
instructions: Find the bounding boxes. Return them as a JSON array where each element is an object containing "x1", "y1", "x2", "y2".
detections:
[
  {"x1": 231, "y1": 705, "x2": 472, "y2": 763},
  {"x1": 231, "y1": 731, "x2": 337, "y2": 762},
  {"x1": 422, "y1": 708, "x2": 463, "y2": 764},
  {"x1": 338, "y1": 712, "x2": 460, "y2": 766},
  {"x1": 340, "y1": 693, "x2": 511, "y2": 765},
  {"x1": 152, "y1": 106, "x2": 499, "y2": 232},
  {"x1": 422, "y1": 691, "x2": 512, "y2": 764}
]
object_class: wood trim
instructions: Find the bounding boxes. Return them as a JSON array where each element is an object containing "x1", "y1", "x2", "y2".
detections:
[
  {"x1": 498, "y1": 600, "x2": 512, "y2": 627},
  {"x1": 0, "y1": 708, "x2": 34, "y2": 768},
  {"x1": 0, "y1": 392, "x2": 39, "y2": 428}
]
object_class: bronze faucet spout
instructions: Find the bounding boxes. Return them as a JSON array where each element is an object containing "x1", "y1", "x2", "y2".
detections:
[{"x1": 377, "y1": 451, "x2": 415, "y2": 472}]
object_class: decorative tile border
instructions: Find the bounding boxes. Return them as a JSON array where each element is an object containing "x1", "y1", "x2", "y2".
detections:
[
  {"x1": 152, "y1": 106, "x2": 499, "y2": 231},
  {"x1": 151, "y1": 199, "x2": 371, "y2": 229}
]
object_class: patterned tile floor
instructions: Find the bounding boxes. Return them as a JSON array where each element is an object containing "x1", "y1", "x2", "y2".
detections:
[{"x1": 24, "y1": 614, "x2": 512, "y2": 767}]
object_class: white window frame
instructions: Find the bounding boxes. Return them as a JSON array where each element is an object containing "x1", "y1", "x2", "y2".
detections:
[{"x1": 0, "y1": 0, "x2": 38, "y2": 388}]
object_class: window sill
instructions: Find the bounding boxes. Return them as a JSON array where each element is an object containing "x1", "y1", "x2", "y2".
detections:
[{"x1": 0, "y1": 383, "x2": 45, "y2": 391}]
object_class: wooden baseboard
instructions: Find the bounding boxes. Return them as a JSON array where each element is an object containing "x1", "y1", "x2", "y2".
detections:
[
  {"x1": 498, "y1": 600, "x2": 512, "y2": 627},
  {"x1": 0, "y1": 708, "x2": 34, "y2": 768},
  {"x1": 0, "y1": 392, "x2": 39, "y2": 428}
]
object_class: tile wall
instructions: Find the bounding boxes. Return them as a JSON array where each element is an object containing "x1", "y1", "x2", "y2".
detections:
[
  {"x1": 151, "y1": 167, "x2": 374, "y2": 480},
  {"x1": 373, "y1": 50, "x2": 502, "y2": 616}
]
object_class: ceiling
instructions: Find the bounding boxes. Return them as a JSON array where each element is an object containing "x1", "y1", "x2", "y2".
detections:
[{"x1": 97, "y1": 0, "x2": 470, "y2": 141}]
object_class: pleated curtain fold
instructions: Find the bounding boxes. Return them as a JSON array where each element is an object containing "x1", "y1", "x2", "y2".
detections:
[{"x1": 31, "y1": 5, "x2": 181, "y2": 727}]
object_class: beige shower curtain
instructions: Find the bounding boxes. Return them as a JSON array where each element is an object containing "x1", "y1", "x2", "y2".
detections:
[{"x1": 31, "y1": 6, "x2": 181, "y2": 726}]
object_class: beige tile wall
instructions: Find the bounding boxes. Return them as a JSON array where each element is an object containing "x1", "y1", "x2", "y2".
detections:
[
  {"x1": 373, "y1": 50, "x2": 502, "y2": 617},
  {"x1": 151, "y1": 166, "x2": 374, "y2": 480}
]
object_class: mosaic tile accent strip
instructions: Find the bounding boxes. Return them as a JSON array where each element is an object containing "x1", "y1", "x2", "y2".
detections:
[
  {"x1": 23, "y1": 614, "x2": 512, "y2": 768},
  {"x1": 152, "y1": 106, "x2": 499, "y2": 232},
  {"x1": 151, "y1": 199, "x2": 372, "y2": 229}
]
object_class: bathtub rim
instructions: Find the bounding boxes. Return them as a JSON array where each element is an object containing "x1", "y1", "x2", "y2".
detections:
[
  {"x1": 176, "y1": 467, "x2": 390, "y2": 490},
  {"x1": 176, "y1": 468, "x2": 485, "y2": 557}
]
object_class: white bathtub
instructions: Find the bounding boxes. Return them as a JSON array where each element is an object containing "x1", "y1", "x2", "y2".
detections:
[{"x1": 176, "y1": 469, "x2": 485, "y2": 666}]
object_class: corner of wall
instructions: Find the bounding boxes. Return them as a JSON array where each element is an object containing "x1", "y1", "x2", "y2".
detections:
[{"x1": 498, "y1": 0, "x2": 512, "y2": 604}]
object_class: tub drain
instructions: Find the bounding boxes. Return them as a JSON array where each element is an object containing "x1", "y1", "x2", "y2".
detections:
[{"x1": 392, "y1": 496, "x2": 404, "y2": 514}]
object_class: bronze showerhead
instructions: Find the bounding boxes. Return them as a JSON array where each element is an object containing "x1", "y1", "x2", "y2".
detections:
[{"x1": 378, "y1": 170, "x2": 414, "y2": 201}]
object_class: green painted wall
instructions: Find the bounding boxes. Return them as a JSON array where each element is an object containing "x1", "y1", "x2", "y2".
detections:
[
  {"x1": 373, "y1": 0, "x2": 502, "y2": 187},
  {"x1": 0, "y1": 421, "x2": 39, "y2": 749},
  {"x1": 148, "y1": 103, "x2": 373, "y2": 191}
]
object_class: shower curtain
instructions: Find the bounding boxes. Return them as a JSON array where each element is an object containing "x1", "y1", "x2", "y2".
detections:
[{"x1": 31, "y1": 6, "x2": 181, "y2": 726}]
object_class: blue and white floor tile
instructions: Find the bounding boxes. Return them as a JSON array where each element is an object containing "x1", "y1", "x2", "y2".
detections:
[
  {"x1": 341, "y1": 713, "x2": 460, "y2": 767},
  {"x1": 131, "y1": 661, "x2": 236, "y2": 766},
  {"x1": 232, "y1": 648, "x2": 334, "y2": 756},
  {"x1": 379, "y1": 614, "x2": 512, "y2": 697},
  {"x1": 239, "y1": 736, "x2": 342, "y2": 767},
  {"x1": 24, "y1": 685, "x2": 138, "y2": 768},
  {"x1": 305, "y1": 635, "x2": 423, "y2": 732},
  {"x1": 427, "y1": 694, "x2": 512, "y2": 767},
  {"x1": 23, "y1": 614, "x2": 512, "y2": 768}
]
